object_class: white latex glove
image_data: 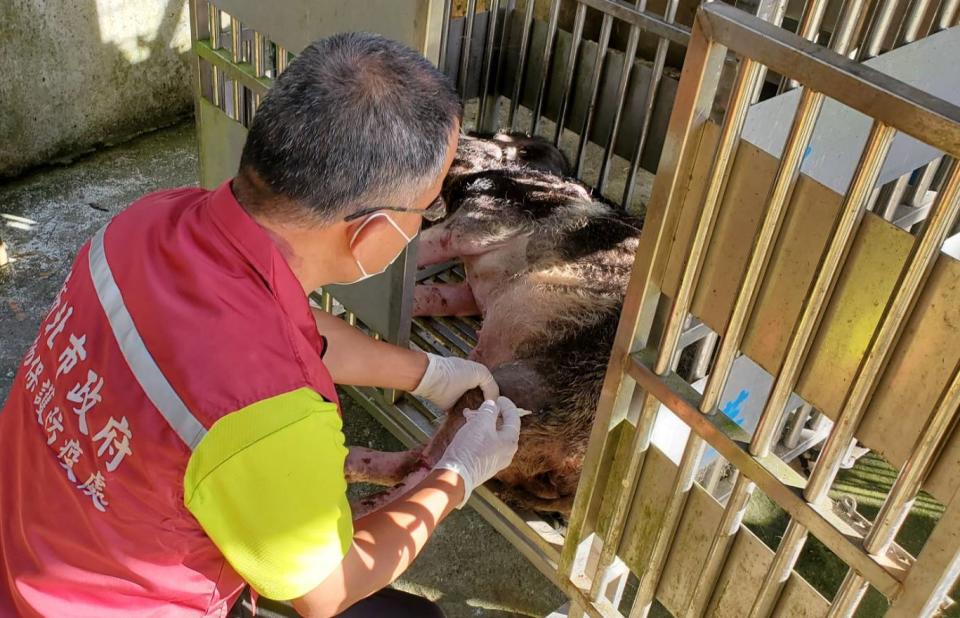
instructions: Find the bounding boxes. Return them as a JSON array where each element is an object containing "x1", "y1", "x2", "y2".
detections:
[
  {"x1": 434, "y1": 397, "x2": 529, "y2": 508},
  {"x1": 411, "y1": 352, "x2": 499, "y2": 410}
]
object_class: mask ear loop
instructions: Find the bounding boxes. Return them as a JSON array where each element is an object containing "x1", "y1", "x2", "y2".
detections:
[{"x1": 348, "y1": 212, "x2": 413, "y2": 279}]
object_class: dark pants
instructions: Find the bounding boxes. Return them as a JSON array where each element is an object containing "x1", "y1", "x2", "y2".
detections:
[{"x1": 229, "y1": 587, "x2": 445, "y2": 618}]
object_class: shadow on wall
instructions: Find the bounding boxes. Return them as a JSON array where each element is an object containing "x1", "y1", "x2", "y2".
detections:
[{"x1": 0, "y1": 0, "x2": 194, "y2": 179}]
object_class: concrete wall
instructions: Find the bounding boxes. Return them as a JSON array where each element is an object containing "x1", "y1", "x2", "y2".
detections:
[{"x1": 0, "y1": 0, "x2": 194, "y2": 178}]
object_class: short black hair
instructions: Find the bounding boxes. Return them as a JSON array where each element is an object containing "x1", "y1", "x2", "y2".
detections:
[{"x1": 238, "y1": 32, "x2": 461, "y2": 223}]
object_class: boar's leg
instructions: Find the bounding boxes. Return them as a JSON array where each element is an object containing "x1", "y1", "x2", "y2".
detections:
[
  {"x1": 413, "y1": 283, "x2": 480, "y2": 317},
  {"x1": 344, "y1": 446, "x2": 422, "y2": 486}
]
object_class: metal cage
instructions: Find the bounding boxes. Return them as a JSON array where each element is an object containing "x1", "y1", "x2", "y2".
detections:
[{"x1": 188, "y1": 0, "x2": 960, "y2": 615}]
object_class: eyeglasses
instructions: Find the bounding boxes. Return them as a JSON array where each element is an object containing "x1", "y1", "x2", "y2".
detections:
[{"x1": 343, "y1": 197, "x2": 446, "y2": 223}]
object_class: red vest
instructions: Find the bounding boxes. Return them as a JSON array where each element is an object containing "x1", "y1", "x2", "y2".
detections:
[{"x1": 0, "y1": 181, "x2": 339, "y2": 616}]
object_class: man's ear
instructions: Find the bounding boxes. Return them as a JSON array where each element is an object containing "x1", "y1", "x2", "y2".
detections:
[{"x1": 347, "y1": 215, "x2": 389, "y2": 262}]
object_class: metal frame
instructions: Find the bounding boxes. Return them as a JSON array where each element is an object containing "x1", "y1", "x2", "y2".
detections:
[
  {"x1": 189, "y1": 0, "x2": 960, "y2": 616},
  {"x1": 558, "y1": 3, "x2": 960, "y2": 616}
]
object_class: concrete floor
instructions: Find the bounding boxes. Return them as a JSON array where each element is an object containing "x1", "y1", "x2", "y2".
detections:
[{"x1": 0, "y1": 122, "x2": 565, "y2": 617}]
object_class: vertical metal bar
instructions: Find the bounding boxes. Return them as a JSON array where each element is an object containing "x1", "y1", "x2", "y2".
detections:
[
  {"x1": 744, "y1": 121, "x2": 896, "y2": 616},
  {"x1": 878, "y1": 174, "x2": 911, "y2": 220},
  {"x1": 749, "y1": 519, "x2": 810, "y2": 617},
  {"x1": 783, "y1": 403, "x2": 813, "y2": 449},
  {"x1": 477, "y1": 0, "x2": 502, "y2": 131},
  {"x1": 597, "y1": 58, "x2": 766, "y2": 617},
  {"x1": 458, "y1": 0, "x2": 478, "y2": 99},
  {"x1": 825, "y1": 570, "x2": 869, "y2": 618},
  {"x1": 230, "y1": 16, "x2": 242, "y2": 122},
  {"x1": 827, "y1": 0, "x2": 871, "y2": 55},
  {"x1": 859, "y1": 0, "x2": 904, "y2": 60},
  {"x1": 208, "y1": 3, "x2": 222, "y2": 108},
  {"x1": 574, "y1": 14, "x2": 614, "y2": 177},
  {"x1": 905, "y1": 158, "x2": 941, "y2": 207},
  {"x1": 276, "y1": 45, "x2": 289, "y2": 75},
  {"x1": 895, "y1": 0, "x2": 935, "y2": 45},
  {"x1": 749, "y1": 0, "x2": 790, "y2": 103},
  {"x1": 507, "y1": 0, "x2": 536, "y2": 131},
  {"x1": 685, "y1": 473, "x2": 753, "y2": 617},
  {"x1": 779, "y1": 0, "x2": 829, "y2": 91},
  {"x1": 557, "y1": 12, "x2": 728, "y2": 593},
  {"x1": 252, "y1": 31, "x2": 266, "y2": 109},
  {"x1": 597, "y1": 1, "x2": 645, "y2": 194},
  {"x1": 531, "y1": 0, "x2": 563, "y2": 136},
  {"x1": 554, "y1": 3, "x2": 588, "y2": 147},
  {"x1": 805, "y1": 160, "x2": 960, "y2": 502},
  {"x1": 936, "y1": 0, "x2": 960, "y2": 30},
  {"x1": 622, "y1": 0, "x2": 681, "y2": 207},
  {"x1": 703, "y1": 456, "x2": 727, "y2": 494},
  {"x1": 438, "y1": 0, "x2": 453, "y2": 72}
]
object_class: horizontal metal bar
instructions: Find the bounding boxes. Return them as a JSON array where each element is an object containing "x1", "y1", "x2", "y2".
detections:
[
  {"x1": 579, "y1": 0, "x2": 691, "y2": 46},
  {"x1": 700, "y1": 3, "x2": 960, "y2": 157},
  {"x1": 194, "y1": 40, "x2": 270, "y2": 96},
  {"x1": 627, "y1": 347, "x2": 908, "y2": 598}
]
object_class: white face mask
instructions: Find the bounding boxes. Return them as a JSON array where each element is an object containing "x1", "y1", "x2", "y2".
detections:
[{"x1": 341, "y1": 212, "x2": 414, "y2": 285}]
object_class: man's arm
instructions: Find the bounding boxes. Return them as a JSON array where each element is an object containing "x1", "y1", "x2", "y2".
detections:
[
  {"x1": 291, "y1": 469, "x2": 463, "y2": 618},
  {"x1": 312, "y1": 307, "x2": 427, "y2": 391},
  {"x1": 292, "y1": 398, "x2": 523, "y2": 618},
  {"x1": 313, "y1": 307, "x2": 499, "y2": 409}
]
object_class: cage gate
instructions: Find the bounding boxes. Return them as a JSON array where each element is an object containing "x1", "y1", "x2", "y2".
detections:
[{"x1": 188, "y1": 0, "x2": 960, "y2": 616}]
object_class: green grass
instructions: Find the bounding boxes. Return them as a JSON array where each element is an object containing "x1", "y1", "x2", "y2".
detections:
[{"x1": 742, "y1": 452, "x2": 955, "y2": 617}]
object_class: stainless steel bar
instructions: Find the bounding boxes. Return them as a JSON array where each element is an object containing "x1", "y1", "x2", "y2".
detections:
[
  {"x1": 936, "y1": 0, "x2": 960, "y2": 30},
  {"x1": 905, "y1": 158, "x2": 941, "y2": 207},
  {"x1": 457, "y1": 0, "x2": 478, "y2": 99},
  {"x1": 895, "y1": 0, "x2": 935, "y2": 45},
  {"x1": 703, "y1": 455, "x2": 727, "y2": 494},
  {"x1": 825, "y1": 570, "x2": 869, "y2": 618},
  {"x1": 827, "y1": 0, "x2": 870, "y2": 55},
  {"x1": 879, "y1": 174, "x2": 911, "y2": 220},
  {"x1": 477, "y1": 0, "x2": 502, "y2": 131},
  {"x1": 556, "y1": 11, "x2": 729, "y2": 590},
  {"x1": 805, "y1": 160, "x2": 960, "y2": 502},
  {"x1": 784, "y1": 403, "x2": 814, "y2": 449},
  {"x1": 702, "y1": 3, "x2": 960, "y2": 158},
  {"x1": 554, "y1": 2, "x2": 588, "y2": 147},
  {"x1": 622, "y1": 0, "x2": 681, "y2": 208},
  {"x1": 252, "y1": 31, "x2": 266, "y2": 77},
  {"x1": 685, "y1": 472, "x2": 753, "y2": 617},
  {"x1": 531, "y1": 0, "x2": 563, "y2": 136},
  {"x1": 507, "y1": 0, "x2": 535, "y2": 131},
  {"x1": 574, "y1": 13, "x2": 614, "y2": 177},
  {"x1": 750, "y1": 0, "x2": 790, "y2": 103},
  {"x1": 230, "y1": 15, "x2": 242, "y2": 121},
  {"x1": 276, "y1": 45, "x2": 288, "y2": 75},
  {"x1": 628, "y1": 438, "x2": 709, "y2": 618},
  {"x1": 208, "y1": 3, "x2": 223, "y2": 108},
  {"x1": 749, "y1": 519, "x2": 810, "y2": 617},
  {"x1": 593, "y1": 56, "x2": 766, "y2": 614},
  {"x1": 689, "y1": 330, "x2": 718, "y2": 380},
  {"x1": 252, "y1": 31, "x2": 266, "y2": 109},
  {"x1": 859, "y1": 0, "x2": 903, "y2": 60},
  {"x1": 438, "y1": 0, "x2": 453, "y2": 72},
  {"x1": 778, "y1": 0, "x2": 829, "y2": 91},
  {"x1": 597, "y1": 0, "x2": 644, "y2": 194}
]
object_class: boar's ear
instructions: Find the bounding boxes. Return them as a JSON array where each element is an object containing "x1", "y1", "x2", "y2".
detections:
[{"x1": 491, "y1": 360, "x2": 550, "y2": 413}]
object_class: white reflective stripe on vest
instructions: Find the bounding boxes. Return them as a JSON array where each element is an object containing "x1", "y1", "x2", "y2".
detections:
[{"x1": 88, "y1": 224, "x2": 207, "y2": 450}]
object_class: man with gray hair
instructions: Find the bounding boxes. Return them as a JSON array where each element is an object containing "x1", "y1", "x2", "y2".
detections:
[{"x1": 0, "y1": 32, "x2": 524, "y2": 617}]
